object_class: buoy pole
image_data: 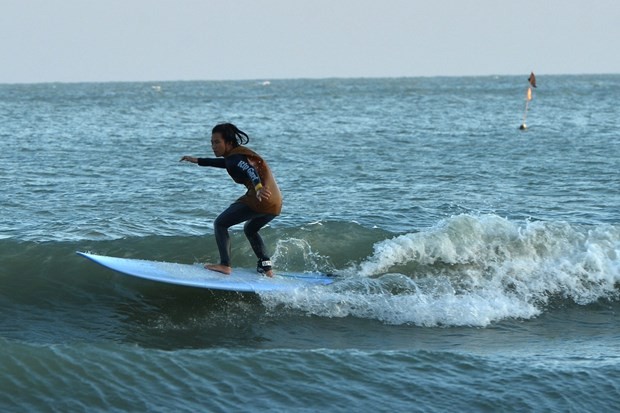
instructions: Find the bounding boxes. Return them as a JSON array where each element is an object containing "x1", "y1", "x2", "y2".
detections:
[{"x1": 520, "y1": 86, "x2": 532, "y2": 130}]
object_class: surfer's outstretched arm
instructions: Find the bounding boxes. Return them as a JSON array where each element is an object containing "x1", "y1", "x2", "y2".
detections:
[
  {"x1": 179, "y1": 156, "x2": 226, "y2": 168},
  {"x1": 197, "y1": 158, "x2": 226, "y2": 168},
  {"x1": 179, "y1": 155, "x2": 198, "y2": 163}
]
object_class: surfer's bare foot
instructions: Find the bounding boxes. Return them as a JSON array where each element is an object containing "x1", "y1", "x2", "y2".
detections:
[
  {"x1": 257, "y1": 259, "x2": 274, "y2": 278},
  {"x1": 205, "y1": 264, "x2": 232, "y2": 275}
]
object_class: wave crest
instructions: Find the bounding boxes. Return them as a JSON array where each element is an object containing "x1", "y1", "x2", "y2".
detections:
[{"x1": 261, "y1": 215, "x2": 620, "y2": 326}]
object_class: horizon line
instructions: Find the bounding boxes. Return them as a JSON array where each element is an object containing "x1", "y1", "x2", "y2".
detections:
[{"x1": 2, "y1": 71, "x2": 619, "y2": 86}]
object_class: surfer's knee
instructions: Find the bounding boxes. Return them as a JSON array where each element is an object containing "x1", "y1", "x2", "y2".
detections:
[
  {"x1": 214, "y1": 215, "x2": 227, "y2": 230},
  {"x1": 243, "y1": 221, "x2": 258, "y2": 237}
]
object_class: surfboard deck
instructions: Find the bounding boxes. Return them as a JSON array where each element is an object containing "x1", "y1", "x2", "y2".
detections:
[{"x1": 77, "y1": 252, "x2": 335, "y2": 293}]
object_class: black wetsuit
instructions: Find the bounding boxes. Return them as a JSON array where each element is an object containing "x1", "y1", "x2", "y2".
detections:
[
  {"x1": 198, "y1": 155, "x2": 276, "y2": 267},
  {"x1": 198, "y1": 155, "x2": 262, "y2": 189}
]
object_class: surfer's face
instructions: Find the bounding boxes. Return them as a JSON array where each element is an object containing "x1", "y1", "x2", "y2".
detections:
[{"x1": 211, "y1": 133, "x2": 232, "y2": 157}]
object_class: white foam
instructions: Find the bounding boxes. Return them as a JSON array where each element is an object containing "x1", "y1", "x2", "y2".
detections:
[
  {"x1": 261, "y1": 215, "x2": 620, "y2": 327},
  {"x1": 271, "y1": 237, "x2": 333, "y2": 273}
]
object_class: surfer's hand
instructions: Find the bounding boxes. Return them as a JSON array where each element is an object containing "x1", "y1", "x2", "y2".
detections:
[
  {"x1": 256, "y1": 187, "x2": 272, "y2": 202},
  {"x1": 180, "y1": 156, "x2": 197, "y2": 163}
]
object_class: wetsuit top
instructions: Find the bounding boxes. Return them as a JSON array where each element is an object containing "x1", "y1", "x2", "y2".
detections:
[{"x1": 197, "y1": 146, "x2": 282, "y2": 215}]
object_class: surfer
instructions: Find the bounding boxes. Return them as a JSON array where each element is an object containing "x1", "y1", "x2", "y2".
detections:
[{"x1": 180, "y1": 123, "x2": 282, "y2": 277}]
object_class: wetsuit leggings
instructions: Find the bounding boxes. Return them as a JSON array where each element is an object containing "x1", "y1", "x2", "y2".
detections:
[{"x1": 213, "y1": 202, "x2": 276, "y2": 267}]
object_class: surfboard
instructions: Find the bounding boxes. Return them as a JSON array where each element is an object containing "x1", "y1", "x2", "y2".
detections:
[{"x1": 77, "y1": 252, "x2": 335, "y2": 293}]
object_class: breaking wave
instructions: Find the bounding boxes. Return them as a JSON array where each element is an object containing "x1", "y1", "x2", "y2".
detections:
[{"x1": 261, "y1": 214, "x2": 620, "y2": 326}]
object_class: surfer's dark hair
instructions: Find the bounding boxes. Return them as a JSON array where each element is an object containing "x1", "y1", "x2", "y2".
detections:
[{"x1": 212, "y1": 123, "x2": 250, "y2": 147}]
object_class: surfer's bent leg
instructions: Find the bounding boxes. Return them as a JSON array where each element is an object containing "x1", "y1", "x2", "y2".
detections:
[
  {"x1": 243, "y1": 214, "x2": 276, "y2": 262},
  {"x1": 213, "y1": 203, "x2": 255, "y2": 266}
]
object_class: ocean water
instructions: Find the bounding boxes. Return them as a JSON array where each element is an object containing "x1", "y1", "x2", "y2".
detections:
[{"x1": 1, "y1": 75, "x2": 619, "y2": 412}]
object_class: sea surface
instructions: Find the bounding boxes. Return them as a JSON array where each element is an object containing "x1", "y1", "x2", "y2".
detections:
[{"x1": 1, "y1": 75, "x2": 619, "y2": 412}]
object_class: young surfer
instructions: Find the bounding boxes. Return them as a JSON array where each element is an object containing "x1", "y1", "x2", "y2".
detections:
[{"x1": 180, "y1": 123, "x2": 282, "y2": 277}]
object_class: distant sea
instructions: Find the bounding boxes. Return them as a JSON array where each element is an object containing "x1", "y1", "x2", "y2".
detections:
[{"x1": 1, "y1": 75, "x2": 619, "y2": 412}]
